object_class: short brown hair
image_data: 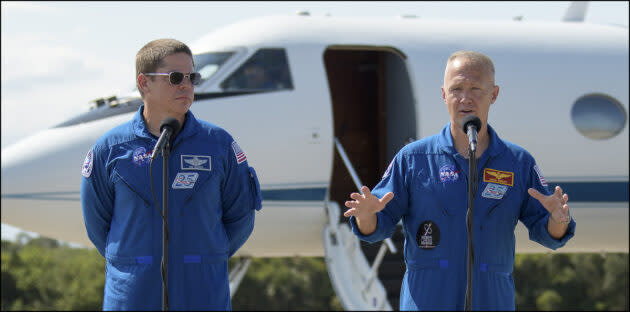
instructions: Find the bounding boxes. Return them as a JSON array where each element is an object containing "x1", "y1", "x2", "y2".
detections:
[{"x1": 135, "y1": 39, "x2": 194, "y2": 98}]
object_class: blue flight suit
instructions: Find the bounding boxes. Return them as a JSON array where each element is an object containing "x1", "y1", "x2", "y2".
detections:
[
  {"x1": 350, "y1": 123, "x2": 576, "y2": 310},
  {"x1": 81, "y1": 105, "x2": 262, "y2": 310}
]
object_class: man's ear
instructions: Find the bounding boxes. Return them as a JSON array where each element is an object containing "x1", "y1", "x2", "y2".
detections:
[
  {"x1": 490, "y1": 85, "x2": 500, "y2": 104},
  {"x1": 137, "y1": 73, "x2": 149, "y2": 95}
]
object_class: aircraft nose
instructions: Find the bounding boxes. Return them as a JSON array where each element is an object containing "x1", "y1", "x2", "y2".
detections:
[
  {"x1": 1, "y1": 123, "x2": 109, "y2": 247},
  {"x1": 2, "y1": 128, "x2": 86, "y2": 197}
]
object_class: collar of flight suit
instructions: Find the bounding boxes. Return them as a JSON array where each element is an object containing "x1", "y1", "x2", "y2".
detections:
[
  {"x1": 131, "y1": 104, "x2": 202, "y2": 146},
  {"x1": 437, "y1": 122, "x2": 507, "y2": 159}
]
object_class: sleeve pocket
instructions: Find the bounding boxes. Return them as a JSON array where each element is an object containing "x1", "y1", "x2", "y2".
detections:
[{"x1": 248, "y1": 166, "x2": 262, "y2": 211}]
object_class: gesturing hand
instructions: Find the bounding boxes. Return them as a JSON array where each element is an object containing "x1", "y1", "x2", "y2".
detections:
[
  {"x1": 528, "y1": 185, "x2": 571, "y2": 225},
  {"x1": 343, "y1": 186, "x2": 394, "y2": 219}
]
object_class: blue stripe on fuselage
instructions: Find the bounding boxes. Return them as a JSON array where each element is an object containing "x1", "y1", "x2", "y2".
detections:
[
  {"x1": 261, "y1": 188, "x2": 327, "y2": 201},
  {"x1": 1, "y1": 181, "x2": 627, "y2": 202},
  {"x1": 545, "y1": 181, "x2": 628, "y2": 202}
]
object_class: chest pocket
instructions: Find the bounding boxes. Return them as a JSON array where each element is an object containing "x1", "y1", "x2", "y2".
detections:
[
  {"x1": 107, "y1": 164, "x2": 155, "y2": 259},
  {"x1": 179, "y1": 171, "x2": 227, "y2": 254},
  {"x1": 172, "y1": 155, "x2": 226, "y2": 254},
  {"x1": 410, "y1": 168, "x2": 466, "y2": 217},
  {"x1": 475, "y1": 180, "x2": 523, "y2": 266},
  {"x1": 405, "y1": 169, "x2": 467, "y2": 268},
  {"x1": 111, "y1": 150, "x2": 221, "y2": 224},
  {"x1": 477, "y1": 178, "x2": 523, "y2": 230}
]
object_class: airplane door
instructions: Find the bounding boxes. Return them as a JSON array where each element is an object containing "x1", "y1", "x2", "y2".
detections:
[{"x1": 323, "y1": 46, "x2": 416, "y2": 310}]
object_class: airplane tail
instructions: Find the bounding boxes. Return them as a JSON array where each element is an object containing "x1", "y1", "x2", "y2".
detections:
[{"x1": 563, "y1": 1, "x2": 589, "y2": 22}]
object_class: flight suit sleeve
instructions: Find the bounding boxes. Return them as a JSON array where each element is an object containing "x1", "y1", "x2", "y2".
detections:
[
  {"x1": 221, "y1": 139, "x2": 262, "y2": 257},
  {"x1": 80, "y1": 146, "x2": 114, "y2": 257},
  {"x1": 350, "y1": 152, "x2": 410, "y2": 243},
  {"x1": 519, "y1": 162, "x2": 576, "y2": 250}
]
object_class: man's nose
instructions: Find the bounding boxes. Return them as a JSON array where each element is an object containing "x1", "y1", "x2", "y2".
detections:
[
  {"x1": 459, "y1": 91, "x2": 473, "y2": 104},
  {"x1": 178, "y1": 78, "x2": 194, "y2": 89}
]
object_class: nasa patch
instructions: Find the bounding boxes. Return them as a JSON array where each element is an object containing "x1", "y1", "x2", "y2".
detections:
[
  {"x1": 416, "y1": 220, "x2": 440, "y2": 249},
  {"x1": 82, "y1": 149, "x2": 93, "y2": 178},
  {"x1": 132, "y1": 147, "x2": 152, "y2": 167},
  {"x1": 181, "y1": 155, "x2": 211, "y2": 171},
  {"x1": 439, "y1": 164, "x2": 459, "y2": 183},
  {"x1": 172, "y1": 172, "x2": 199, "y2": 189},
  {"x1": 482, "y1": 183, "x2": 508, "y2": 199}
]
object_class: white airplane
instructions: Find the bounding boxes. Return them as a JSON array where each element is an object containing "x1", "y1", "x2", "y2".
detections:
[{"x1": 2, "y1": 3, "x2": 628, "y2": 310}]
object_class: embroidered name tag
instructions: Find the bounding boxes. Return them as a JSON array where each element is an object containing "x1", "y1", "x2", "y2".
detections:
[
  {"x1": 482, "y1": 183, "x2": 508, "y2": 199},
  {"x1": 172, "y1": 172, "x2": 199, "y2": 189},
  {"x1": 483, "y1": 168, "x2": 514, "y2": 186},
  {"x1": 181, "y1": 155, "x2": 211, "y2": 171}
]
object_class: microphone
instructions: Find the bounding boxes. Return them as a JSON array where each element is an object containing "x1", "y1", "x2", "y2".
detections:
[
  {"x1": 151, "y1": 117, "x2": 181, "y2": 159},
  {"x1": 462, "y1": 115, "x2": 482, "y2": 153}
]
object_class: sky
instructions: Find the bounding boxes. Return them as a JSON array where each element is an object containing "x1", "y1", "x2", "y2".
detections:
[{"x1": 1, "y1": 1, "x2": 628, "y2": 242}]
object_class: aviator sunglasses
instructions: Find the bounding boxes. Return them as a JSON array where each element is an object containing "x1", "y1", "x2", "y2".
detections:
[{"x1": 144, "y1": 71, "x2": 202, "y2": 86}]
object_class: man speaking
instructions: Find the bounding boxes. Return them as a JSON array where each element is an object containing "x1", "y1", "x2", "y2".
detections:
[{"x1": 344, "y1": 50, "x2": 576, "y2": 310}]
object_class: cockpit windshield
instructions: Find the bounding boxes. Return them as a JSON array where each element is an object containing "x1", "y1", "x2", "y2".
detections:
[
  {"x1": 55, "y1": 49, "x2": 293, "y2": 128},
  {"x1": 193, "y1": 51, "x2": 235, "y2": 85},
  {"x1": 220, "y1": 48, "x2": 293, "y2": 92}
]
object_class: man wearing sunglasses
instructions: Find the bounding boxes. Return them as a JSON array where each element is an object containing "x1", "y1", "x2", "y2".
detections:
[{"x1": 81, "y1": 38, "x2": 262, "y2": 310}]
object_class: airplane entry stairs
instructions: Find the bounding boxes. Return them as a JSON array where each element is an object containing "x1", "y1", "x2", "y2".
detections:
[
  {"x1": 358, "y1": 221, "x2": 406, "y2": 309},
  {"x1": 324, "y1": 137, "x2": 407, "y2": 310},
  {"x1": 324, "y1": 201, "x2": 406, "y2": 310}
]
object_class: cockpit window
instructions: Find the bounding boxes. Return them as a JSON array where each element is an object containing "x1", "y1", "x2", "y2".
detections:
[
  {"x1": 220, "y1": 48, "x2": 293, "y2": 92},
  {"x1": 193, "y1": 51, "x2": 235, "y2": 85}
]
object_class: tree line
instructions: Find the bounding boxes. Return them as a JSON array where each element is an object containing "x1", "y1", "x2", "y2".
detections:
[{"x1": 1, "y1": 234, "x2": 627, "y2": 310}]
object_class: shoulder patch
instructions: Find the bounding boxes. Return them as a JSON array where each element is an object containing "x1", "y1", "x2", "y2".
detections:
[
  {"x1": 231, "y1": 141, "x2": 247, "y2": 164},
  {"x1": 82, "y1": 149, "x2": 93, "y2": 178},
  {"x1": 533, "y1": 165, "x2": 548, "y2": 187}
]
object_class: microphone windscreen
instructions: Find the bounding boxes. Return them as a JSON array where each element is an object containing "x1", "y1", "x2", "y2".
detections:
[
  {"x1": 462, "y1": 115, "x2": 481, "y2": 133},
  {"x1": 160, "y1": 117, "x2": 181, "y2": 135}
]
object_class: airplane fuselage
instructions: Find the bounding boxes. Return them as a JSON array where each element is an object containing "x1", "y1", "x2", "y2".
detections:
[{"x1": 1, "y1": 15, "x2": 628, "y2": 256}]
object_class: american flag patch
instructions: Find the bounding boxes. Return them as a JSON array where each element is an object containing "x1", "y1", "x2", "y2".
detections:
[
  {"x1": 231, "y1": 141, "x2": 247, "y2": 164},
  {"x1": 533, "y1": 165, "x2": 547, "y2": 187}
]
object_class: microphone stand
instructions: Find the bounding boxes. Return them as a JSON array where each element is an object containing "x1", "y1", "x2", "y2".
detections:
[
  {"x1": 161, "y1": 140, "x2": 170, "y2": 311},
  {"x1": 465, "y1": 142, "x2": 477, "y2": 311},
  {"x1": 150, "y1": 118, "x2": 179, "y2": 311}
]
